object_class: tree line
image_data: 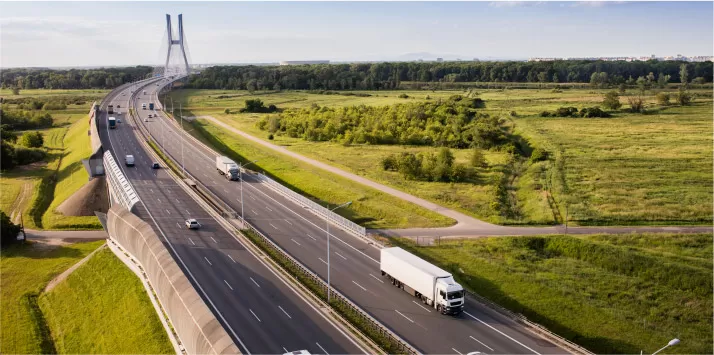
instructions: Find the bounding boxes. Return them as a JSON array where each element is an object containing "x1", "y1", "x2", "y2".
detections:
[
  {"x1": 1, "y1": 66, "x2": 153, "y2": 90},
  {"x1": 187, "y1": 60, "x2": 712, "y2": 91},
  {"x1": 256, "y1": 95, "x2": 514, "y2": 149}
]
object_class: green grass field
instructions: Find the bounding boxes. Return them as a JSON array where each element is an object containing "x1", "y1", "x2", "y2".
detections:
[
  {"x1": 392, "y1": 233, "x2": 713, "y2": 354},
  {"x1": 0, "y1": 88, "x2": 108, "y2": 98},
  {"x1": 0, "y1": 240, "x2": 104, "y2": 354},
  {"x1": 39, "y1": 247, "x2": 174, "y2": 354},
  {"x1": 169, "y1": 88, "x2": 712, "y2": 226}
]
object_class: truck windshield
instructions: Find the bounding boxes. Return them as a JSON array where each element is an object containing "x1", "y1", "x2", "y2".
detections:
[{"x1": 447, "y1": 291, "x2": 463, "y2": 299}]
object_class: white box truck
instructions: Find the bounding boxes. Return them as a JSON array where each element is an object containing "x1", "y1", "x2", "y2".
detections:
[
  {"x1": 381, "y1": 247, "x2": 465, "y2": 315},
  {"x1": 216, "y1": 156, "x2": 240, "y2": 181}
]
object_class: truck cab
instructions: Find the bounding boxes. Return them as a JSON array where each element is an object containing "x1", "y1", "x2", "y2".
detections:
[{"x1": 435, "y1": 277, "x2": 465, "y2": 315}]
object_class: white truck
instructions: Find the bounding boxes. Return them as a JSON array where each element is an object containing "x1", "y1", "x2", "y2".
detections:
[
  {"x1": 215, "y1": 156, "x2": 240, "y2": 181},
  {"x1": 381, "y1": 247, "x2": 465, "y2": 315}
]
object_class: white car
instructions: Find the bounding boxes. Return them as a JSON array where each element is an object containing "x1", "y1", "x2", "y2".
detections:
[
  {"x1": 283, "y1": 351, "x2": 311, "y2": 355},
  {"x1": 185, "y1": 219, "x2": 201, "y2": 229}
]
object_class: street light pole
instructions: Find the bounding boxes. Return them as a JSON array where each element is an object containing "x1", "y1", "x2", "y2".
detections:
[
  {"x1": 326, "y1": 201, "x2": 352, "y2": 303},
  {"x1": 239, "y1": 160, "x2": 259, "y2": 223},
  {"x1": 179, "y1": 103, "x2": 185, "y2": 176},
  {"x1": 651, "y1": 339, "x2": 680, "y2": 355}
]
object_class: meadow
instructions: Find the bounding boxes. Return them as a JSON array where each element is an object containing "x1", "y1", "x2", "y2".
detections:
[
  {"x1": 168, "y1": 87, "x2": 712, "y2": 226},
  {"x1": 392, "y1": 233, "x2": 713, "y2": 354}
]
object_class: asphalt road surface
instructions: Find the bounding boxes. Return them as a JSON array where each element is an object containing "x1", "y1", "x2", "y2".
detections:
[
  {"x1": 100, "y1": 80, "x2": 365, "y2": 355},
  {"x1": 134, "y1": 79, "x2": 570, "y2": 355}
]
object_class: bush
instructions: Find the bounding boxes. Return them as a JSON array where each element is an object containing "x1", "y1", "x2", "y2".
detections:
[
  {"x1": 529, "y1": 148, "x2": 548, "y2": 163},
  {"x1": 19, "y1": 131, "x2": 44, "y2": 148},
  {"x1": 14, "y1": 147, "x2": 46, "y2": 165},
  {"x1": 554, "y1": 107, "x2": 578, "y2": 117},
  {"x1": 602, "y1": 91, "x2": 622, "y2": 110},
  {"x1": 267, "y1": 134, "x2": 274, "y2": 140},
  {"x1": 381, "y1": 154, "x2": 398, "y2": 171},
  {"x1": 0, "y1": 211, "x2": 21, "y2": 246},
  {"x1": 224, "y1": 108, "x2": 230, "y2": 114},
  {"x1": 656, "y1": 92, "x2": 671, "y2": 106},
  {"x1": 398, "y1": 93, "x2": 409, "y2": 99},
  {"x1": 1, "y1": 141, "x2": 16, "y2": 170},
  {"x1": 42, "y1": 101, "x2": 67, "y2": 110},
  {"x1": 539, "y1": 111, "x2": 552, "y2": 117},
  {"x1": 675, "y1": 91, "x2": 692, "y2": 106},
  {"x1": 627, "y1": 96, "x2": 645, "y2": 113},
  {"x1": 470, "y1": 148, "x2": 488, "y2": 168},
  {"x1": 579, "y1": 107, "x2": 610, "y2": 118},
  {"x1": 241, "y1": 99, "x2": 278, "y2": 113},
  {"x1": 510, "y1": 111, "x2": 517, "y2": 117}
]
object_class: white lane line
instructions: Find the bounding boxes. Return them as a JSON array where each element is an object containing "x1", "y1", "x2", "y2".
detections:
[
  {"x1": 265, "y1": 206, "x2": 273, "y2": 212},
  {"x1": 369, "y1": 273, "x2": 385, "y2": 283},
  {"x1": 249, "y1": 195, "x2": 256, "y2": 201},
  {"x1": 291, "y1": 238, "x2": 301, "y2": 246},
  {"x1": 307, "y1": 234, "x2": 317, "y2": 241},
  {"x1": 318, "y1": 257, "x2": 328, "y2": 265},
  {"x1": 334, "y1": 252, "x2": 347, "y2": 260},
  {"x1": 285, "y1": 219, "x2": 293, "y2": 225},
  {"x1": 412, "y1": 300, "x2": 432, "y2": 313},
  {"x1": 470, "y1": 336, "x2": 494, "y2": 351},
  {"x1": 210, "y1": 236, "x2": 217, "y2": 243},
  {"x1": 452, "y1": 348, "x2": 464, "y2": 355},
  {"x1": 395, "y1": 309, "x2": 414, "y2": 323},
  {"x1": 227, "y1": 254, "x2": 236, "y2": 263},
  {"x1": 176, "y1": 199, "x2": 180, "y2": 203},
  {"x1": 224, "y1": 280, "x2": 233, "y2": 290},
  {"x1": 269, "y1": 223, "x2": 278, "y2": 230},
  {"x1": 249, "y1": 309, "x2": 261, "y2": 322},
  {"x1": 223, "y1": 189, "x2": 228, "y2": 193},
  {"x1": 204, "y1": 257, "x2": 212, "y2": 266},
  {"x1": 189, "y1": 238, "x2": 195, "y2": 246},
  {"x1": 166, "y1": 209, "x2": 171, "y2": 215},
  {"x1": 464, "y1": 311, "x2": 541, "y2": 354},
  {"x1": 150, "y1": 189, "x2": 154, "y2": 193},
  {"x1": 352, "y1": 280, "x2": 366, "y2": 291},
  {"x1": 315, "y1": 342, "x2": 329, "y2": 355},
  {"x1": 249, "y1": 277, "x2": 261, "y2": 288},
  {"x1": 157, "y1": 198, "x2": 161, "y2": 203},
  {"x1": 278, "y1": 305, "x2": 292, "y2": 319},
  {"x1": 185, "y1": 209, "x2": 190, "y2": 215},
  {"x1": 176, "y1": 222, "x2": 181, "y2": 228},
  {"x1": 283, "y1": 347, "x2": 288, "y2": 353},
  {"x1": 251, "y1": 209, "x2": 258, "y2": 215}
]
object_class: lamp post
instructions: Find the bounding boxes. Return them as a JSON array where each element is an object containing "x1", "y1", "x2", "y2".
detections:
[
  {"x1": 651, "y1": 339, "x2": 680, "y2": 355},
  {"x1": 179, "y1": 103, "x2": 185, "y2": 176},
  {"x1": 240, "y1": 160, "x2": 259, "y2": 222},
  {"x1": 327, "y1": 201, "x2": 352, "y2": 303}
]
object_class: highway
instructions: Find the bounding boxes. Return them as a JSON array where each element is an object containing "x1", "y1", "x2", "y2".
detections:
[
  {"x1": 135, "y1": 79, "x2": 571, "y2": 355},
  {"x1": 99, "y1": 80, "x2": 365, "y2": 355}
]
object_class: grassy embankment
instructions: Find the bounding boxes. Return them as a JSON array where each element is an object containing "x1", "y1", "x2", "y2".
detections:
[
  {"x1": 0, "y1": 240, "x2": 173, "y2": 354},
  {"x1": 39, "y1": 247, "x2": 174, "y2": 354},
  {"x1": 392, "y1": 233, "x2": 713, "y2": 354},
  {"x1": 169, "y1": 88, "x2": 712, "y2": 226},
  {"x1": 0, "y1": 89, "x2": 108, "y2": 229}
]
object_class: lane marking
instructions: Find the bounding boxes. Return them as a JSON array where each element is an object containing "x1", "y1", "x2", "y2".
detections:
[
  {"x1": 189, "y1": 238, "x2": 195, "y2": 246},
  {"x1": 307, "y1": 234, "x2": 317, "y2": 241},
  {"x1": 251, "y1": 209, "x2": 258, "y2": 215},
  {"x1": 176, "y1": 198, "x2": 180, "y2": 204},
  {"x1": 283, "y1": 347, "x2": 288, "y2": 353},
  {"x1": 315, "y1": 342, "x2": 329, "y2": 355},
  {"x1": 278, "y1": 305, "x2": 292, "y2": 319},
  {"x1": 210, "y1": 236, "x2": 217, "y2": 243},
  {"x1": 227, "y1": 254, "x2": 236, "y2": 263},
  {"x1": 452, "y1": 348, "x2": 463, "y2": 355},
  {"x1": 185, "y1": 209, "x2": 190, "y2": 215},
  {"x1": 150, "y1": 189, "x2": 154, "y2": 193},
  {"x1": 334, "y1": 252, "x2": 347, "y2": 260},
  {"x1": 470, "y1": 336, "x2": 495, "y2": 351},
  {"x1": 412, "y1": 300, "x2": 432, "y2": 313},
  {"x1": 318, "y1": 257, "x2": 328, "y2": 265},
  {"x1": 176, "y1": 222, "x2": 180, "y2": 228},
  {"x1": 204, "y1": 257, "x2": 212, "y2": 266},
  {"x1": 269, "y1": 223, "x2": 278, "y2": 230},
  {"x1": 352, "y1": 280, "x2": 367, "y2": 291},
  {"x1": 285, "y1": 219, "x2": 293, "y2": 225},
  {"x1": 250, "y1": 277, "x2": 261, "y2": 288},
  {"x1": 166, "y1": 209, "x2": 171, "y2": 215},
  {"x1": 369, "y1": 273, "x2": 385, "y2": 283},
  {"x1": 224, "y1": 280, "x2": 233, "y2": 290},
  {"x1": 291, "y1": 238, "x2": 301, "y2": 246},
  {"x1": 464, "y1": 311, "x2": 541, "y2": 354},
  {"x1": 249, "y1": 309, "x2": 261, "y2": 322},
  {"x1": 157, "y1": 198, "x2": 161, "y2": 203},
  {"x1": 395, "y1": 309, "x2": 414, "y2": 323},
  {"x1": 265, "y1": 206, "x2": 273, "y2": 212}
]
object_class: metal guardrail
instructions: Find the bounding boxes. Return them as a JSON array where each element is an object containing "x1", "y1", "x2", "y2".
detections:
[
  {"x1": 103, "y1": 150, "x2": 139, "y2": 210},
  {"x1": 254, "y1": 173, "x2": 367, "y2": 238}
]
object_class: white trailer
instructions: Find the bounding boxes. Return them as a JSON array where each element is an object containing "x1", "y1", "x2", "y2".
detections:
[
  {"x1": 215, "y1": 156, "x2": 240, "y2": 181},
  {"x1": 380, "y1": 247, "x2": 465, "y2": 315}
]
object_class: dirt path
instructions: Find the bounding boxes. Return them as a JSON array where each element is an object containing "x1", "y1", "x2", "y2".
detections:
[
  {"x1": 10, "y1": 181, "x2": 33, "y2": 224},
  {"x1": 200, "y1": 115, "x2": 713, "y2": 237},
  {"x1": 44, "y1": 243, "x2": 107, "y2": 293}
]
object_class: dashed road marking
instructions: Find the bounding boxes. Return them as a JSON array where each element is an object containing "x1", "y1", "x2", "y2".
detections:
[
  {"x1": 470, "y1": 336, "x2": 494, "y2": 351},
  {"x1": 334, "y1": 252, "x2": 347, "y2": 260},
  {"x1": 395, "y1": 309, "x2": 414, "y2": 323},
  {"x1": 278, "y1": 305, "x2": 292, "y2": 319},
  {"x1": 249, "y1": 309, "x2": 261, "y2": 322},
  {"x1": 352, "y1": 280, "x2": 367, "y2": 291},
  {"x1": 210, "y1": 236, "x2": 217, "y2": 243},
  {"x1": 224, "y1": 280, "x2": 233, "y2": 290},
  {"x1": 318, "y1": 257, "x2": 328, "y2": 265},
  {"x1": 369, "y1": 273, "x2": 385, "y2": 283},
  {"x1": 204, "y1": 257, "x2": 212, "y2": 266},
  {"x1": 269, "y1": 223, "x2": 278, "y2": 230},
  {"x1": 307, "y1": 234, "x2": 317, "y2": 241},
  {"x1": 250, "y1": 277, "x2": 261, "y2": 288},
  {"x1": 412, "y1": 300, "x2": 432, "y2": 313},
  {"x1": 227, "y1": 254, "x2": 236, "y2": 263},
  {"x1": 291, "y1": 238, "x2": 301, "y2": 246},
  {"x1": 189, "y1": 238, "x2": 195, "y2": 245}
]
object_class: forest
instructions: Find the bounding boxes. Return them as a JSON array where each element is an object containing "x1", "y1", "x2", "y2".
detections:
[
  {"x1": 188, "y1": 60, "x2": 712, "y2": 91},
  {"x1": 0, "y1": 66, "x2": 153, "y2": 90}
]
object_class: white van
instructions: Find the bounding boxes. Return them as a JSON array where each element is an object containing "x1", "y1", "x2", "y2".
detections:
[
  {"x1": 125, "y1": 155, "x2": 135, "y2": 166},
  {"x1": 142, "y1": 103, "x2": 147, "y2": 110}
]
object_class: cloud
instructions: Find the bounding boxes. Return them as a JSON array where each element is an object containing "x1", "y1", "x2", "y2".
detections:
[
  {"x1": 570, "y1": 1, "x2": 626, "y2": 7},
  {"x1": 488, "y1": 1, "x2": 543, "y2": 8}
]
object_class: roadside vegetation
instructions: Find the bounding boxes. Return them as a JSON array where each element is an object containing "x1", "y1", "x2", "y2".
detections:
[
  {"x1": 392, "y1": 233, "x2": 713, "y2": 354},
  {"x1": 39, "y1": 247, "x2": 174, "y2": 354}
]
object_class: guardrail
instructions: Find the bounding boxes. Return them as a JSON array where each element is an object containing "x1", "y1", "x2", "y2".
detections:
[
  {"x1": 103, "y1": 150, "x2": 139, "y2": 211},
  {"x1": 254, "y1": 173, "x2": 367, "y2": 238}
]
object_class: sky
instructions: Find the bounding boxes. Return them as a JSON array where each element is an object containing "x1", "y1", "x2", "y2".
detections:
[{"x1": 0, "y1": 1, "x2": 712, "y2": 68}]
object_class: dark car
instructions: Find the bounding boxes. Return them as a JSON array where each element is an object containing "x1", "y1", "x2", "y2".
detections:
[{"x1": 151, "y1": 162, "x2": 160, "y2": 169}]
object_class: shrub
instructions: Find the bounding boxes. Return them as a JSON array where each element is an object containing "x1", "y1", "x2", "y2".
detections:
[
  {"x1": 675, "y1": 90, "x2": 692, "y2": 106},
  {"x1": 0, "y1": 211, "x2": 21, "y2": 246},
  {"x1": 529, "y1": 148, "x2": 549, "y2": 163},
  {"x1": 19, "y1": 131, "x2": 44, "y2": 148},
  {"x1": 602, "y1": 91, "x2": 622, "y2": 110},
  {"x1": 627, "y1": 96, "x2": 645, "y2": 113},
  {"x1": 539, "y1": 111, "x2": 552, "y2": 117},
  {"x1": 1, "y1": 141, "x2": 16, "y2": 170},
  {"x1": 267, "y1": 134, "x2": 274, "y2": 140},
  {"x1": 510, "y1": 111, "x2": 517, "y2": 117},
  {"x1": 42, "y1": 101, "x2": 67, "y2": 110},
  {"x1": 381, "y1": 154, "x2": 398, "y2": 171},
  {"x1": 470, "y1": 148, "x2": 488, "y2": 168},
  {"x1": 224, "y1": 108, "x2": 230, "y2": 114},
  {"x1": 579, "y1": 107, "x2": 610, "y2": 118},
  {"x1": 554, "y1": 107, "x2": 578, "y2": 117},
  {"x1": 656, "y1": 92, "x2": 671, "y2": 106},
  {"x1": 398, "y1": 93, "x2": 409, "y2": 99},
  {"x1": 14, "y1": 147, "x2": 46, "y2": 165}
]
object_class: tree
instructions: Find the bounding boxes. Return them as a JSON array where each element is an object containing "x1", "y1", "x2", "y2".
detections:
[
  {"x1": 693, "y1": 77, "x2": 706, "y2": 87},
  {"x1": 655, "y1": 92, "x2": 671, "y2": 106},
  {"x1": 657, "y1": 73, "x2": 671, "y2": 88},
  {"x1": 618, "y1": 83, "x2": 627, "y2": 94},
  {"x1": 602, "y1": 91, "x2": 622, "y2": 110},
  {"x1": 0, "y1": 211, "x2": 21, "y2": 246},
  {"x1": 11, "y1": 87, "x2": 20, "y2": 95},
  {"x1": 675, "y1": 90, "x2": 692, "y2": 106},
  {"x1": 636, "y1": 76, "x2": 648, "y2": 93},
  {"x1": 552, "y1": 73, "x2": 559, "y2": 83},
  {"x1": 627, "y1": 95, "x2": 645, "y2": 113},
  {"x1": 1, "y1": 141, "x2": 16, "y2": 170},
  {"x1": 537, "y1": 71, "x2": 548, "y2": 84},
  {"x1": 470, "y1": 148, "x2": 487, "y2": 168},
  {"x1": 397, "y1": 153, "x2": 422, "y2": 180},
  {"x1": 679, "y1": 64, "x2": 689, "y2": 89},
  {"x1": 19, "y1": 131, "x2": 43, "y2": 148},
  {"x1": 0, "y1": 125, "x2": 17, "y2": 143}
]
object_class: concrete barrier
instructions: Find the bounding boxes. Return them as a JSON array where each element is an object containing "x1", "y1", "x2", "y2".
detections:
[{"x1": 106, "y1": 205, "x2": 240, "y2": 355}]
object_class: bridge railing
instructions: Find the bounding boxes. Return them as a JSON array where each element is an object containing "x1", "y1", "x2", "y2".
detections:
[
  {"x1": 253, "y1": 173, "x2": 367, "y2": 238},
  {"x1": 103, "y1": 150, "x2": 139, "y2": 211}
]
